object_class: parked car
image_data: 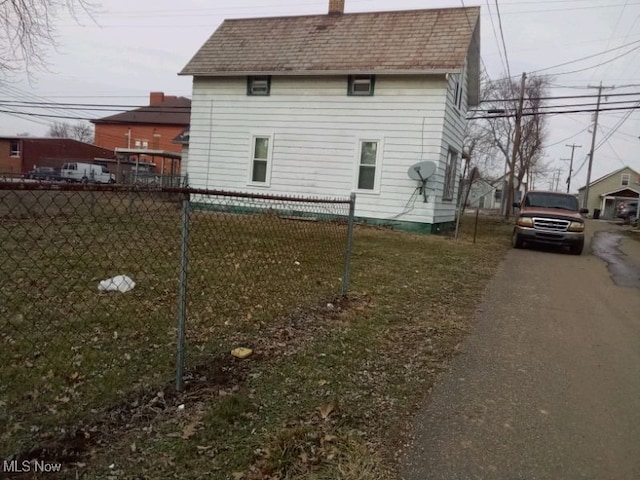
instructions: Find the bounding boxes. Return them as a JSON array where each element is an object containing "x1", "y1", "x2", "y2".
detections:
[
  {"x1": 512, "y1": 191, "x2": 589, "y2": 255},
  {"x1": 28, "y1": 166, "x2": 59, "y2": 181},
  {"x1": 616, "y1": 200, "x2": 638, "y2": 224},
  {"x1": 60, "y1": 162, "x2": 115, "y2": 184}
]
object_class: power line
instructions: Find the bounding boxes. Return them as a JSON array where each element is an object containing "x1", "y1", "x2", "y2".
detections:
[
  {"x1": 468, "y1": 103, "x2": 640, "y2": 119},
  {"x1": 2, "y1": 90, "x2": 638, "y2": 109},
  {"x1": 491, "y1": 2, "x2": 640, "y2": 16},
  {"x1": 0, "y1": 102, "x2": 190, "y2": 114},
  {"x1": 603, "y1": 138, "x2": 627, "y2": 167},
  {"x1": 494, "y1": 0, "x2": 512, "y2": 79},
  {"x1": 529, "y1": 38, "x2": 640, "y2": 74},
  {"x1": 571, "y1": 154, "x2": 590, "y2": 178},
  {"x1": 589, "y1": 0, "x2": 630, "y2": 82},
  {"x1": 544, "y1": 44, "x2": 640, "y2": 77},
  {"x1": 543, "y1": 126, "x2": 589, "y2": 147},
  {"x1": 473, "y1": 99, "x2": 640, "y2": 113},
  {"x1": 485, "y1": 0, "x2": 508, "y2": 77},
  {"x1": 595, "y1": 101, "x2": 639, "y2": 150}
]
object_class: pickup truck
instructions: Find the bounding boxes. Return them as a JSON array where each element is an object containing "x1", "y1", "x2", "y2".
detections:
[{"x1": 512, "y1": 191, "x2": 589, "y2": 255}]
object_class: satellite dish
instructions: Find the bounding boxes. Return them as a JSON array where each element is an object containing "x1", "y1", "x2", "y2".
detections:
[
  {"x1": 408, "y1": 161, "x2": 437, "y2": 181},
  {"x1": 408, "y1": 161, "x2": 437, "y2": 203}
]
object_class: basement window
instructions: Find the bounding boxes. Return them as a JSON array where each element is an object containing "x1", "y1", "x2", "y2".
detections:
[
  {"x1": 247, "y1": 76, "x2": 271, "y2": 96},
  {"x1": 348, "y1": 75, "x2": 375, "y2": 96}
]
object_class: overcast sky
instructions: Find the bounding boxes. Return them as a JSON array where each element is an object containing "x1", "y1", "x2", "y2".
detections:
[{"x1": 1, "y1": 0, "x2": 639, "y2": 190}]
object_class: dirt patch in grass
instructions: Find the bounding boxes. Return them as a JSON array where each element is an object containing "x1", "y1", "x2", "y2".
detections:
[
  {"x1": 2, "y1": 295, "x2": 371, "y2": 478},
  {"x1": 0, "y1": 189, "x2": 349, "y2": 459},
  {"x1": 51, "y1": 217, "x2": 511, "y2": 480},
  {"x1": 2, "y1": 190, "x2": 513, "y2": 479}
]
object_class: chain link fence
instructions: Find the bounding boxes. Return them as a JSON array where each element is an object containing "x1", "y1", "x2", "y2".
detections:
[{"x1": 0, "y1": 182, "x2": 354, "y2": 458}]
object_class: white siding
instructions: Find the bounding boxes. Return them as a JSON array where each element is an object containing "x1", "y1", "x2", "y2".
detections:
[
  {"x1": 188, "y1": 74, "x2": 456, "y2": 225},
  {"x1": 434, "y1": 61, "x2": 469, "y2": 223},
  {"x1": 181, "y1": 145, "x2": 189, "y2": 177}
]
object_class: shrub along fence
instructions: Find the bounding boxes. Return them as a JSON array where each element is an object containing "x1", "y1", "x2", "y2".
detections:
[{"x1": 0, "y1": 182, "x2": 355, "y2": 456}]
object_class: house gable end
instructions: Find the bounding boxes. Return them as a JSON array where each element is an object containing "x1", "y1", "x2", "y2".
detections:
[{"x1": 578, "y1": 166, "x2": 640, "y2": 191}]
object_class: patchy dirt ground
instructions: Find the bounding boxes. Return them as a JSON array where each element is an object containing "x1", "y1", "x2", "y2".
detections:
[
  {"x1": 3, "y1": 218, "x2": 512, "y2": 480},
  {"x1": 5, "y1": 296, "x2": 373, "y2": 479}
]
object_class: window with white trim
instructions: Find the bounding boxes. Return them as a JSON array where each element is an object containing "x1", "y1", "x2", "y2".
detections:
[
  {"x1": 443, "y1": 149, "x2": 458, "y2": 200},
  {"x1": 621, "y1": 173, "x2": 630, "y2": 186},
  {"x1": 250, "y1": 136, "x2": 271, "y2": 184},
  {"x1": 348, "y1": 75, "x2": 375, "y2": 96},
  {"x1": 247, "y1": 76, "x2": 271, "y2": 96},
  {"x1": 10, "y1": 139, "x2": 20, "y2": 157},
  {"x1": 356, "y1": 140, "x2": 379, "y2": 191}
]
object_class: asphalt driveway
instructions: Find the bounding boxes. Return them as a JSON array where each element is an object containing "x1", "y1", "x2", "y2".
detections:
[{"x1": 402, "y1": 220, "x2": 640, "y2": 480}]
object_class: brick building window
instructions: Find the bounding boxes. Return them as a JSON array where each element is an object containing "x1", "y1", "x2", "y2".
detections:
[{"x1": 10, "y1": 139, "x2": 20, "y2": 157}]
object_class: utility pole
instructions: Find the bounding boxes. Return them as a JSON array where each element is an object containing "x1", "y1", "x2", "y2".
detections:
[
  {"x1": 564, "y1": 143, "x2": 581, "y2": 193},
  {"x1": 555, "y1": 167, "x2": 562, "y2": 191},
  {"x1": 505, "y1": 72, "x2": 527, "y2": 220},
  {"x1": 583, "y1": 82, "x2": 613, "y2": 209}
]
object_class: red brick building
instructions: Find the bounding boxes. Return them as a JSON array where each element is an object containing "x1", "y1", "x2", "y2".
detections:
[
  {"x1": 0, "y1": 137, "x2": 114, "y2": 175},
  {"x1": 91, "y1": 92, "x2": 191, "y2": 174}
]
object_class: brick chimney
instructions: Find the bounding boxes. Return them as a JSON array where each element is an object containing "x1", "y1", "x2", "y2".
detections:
[
  {"x1": 149, "y1": 91, "x2": 165, "y2": 106},
  {"x1": 328, "y1": 0, "x2": 344, "y2": 14}
]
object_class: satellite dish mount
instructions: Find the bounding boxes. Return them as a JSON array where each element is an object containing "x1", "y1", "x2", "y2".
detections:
[{"x1": 407, "y1": 161, "x2": 437, "y2": 202}]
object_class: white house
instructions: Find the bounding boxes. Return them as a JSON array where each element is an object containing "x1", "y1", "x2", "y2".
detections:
[
  {"x1": 179, "y1": 0, "x2": 480, "y2": 233},
  {"x1": 465, "y1": 174, "x2": 529, "y2": 211},
  {"x1": 466, "y1": 178, "x2": 502, "y2": 210}
]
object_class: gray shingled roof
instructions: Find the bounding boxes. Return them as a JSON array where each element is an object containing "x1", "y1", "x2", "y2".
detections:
[{"x1": 180, "y1": 7, "x2": 480, "y2": 76}]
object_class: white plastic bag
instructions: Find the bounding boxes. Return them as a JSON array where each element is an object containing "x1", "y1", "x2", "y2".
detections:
[{"x1": 98, "y1": 275, "x2": 136, "y2": 293}]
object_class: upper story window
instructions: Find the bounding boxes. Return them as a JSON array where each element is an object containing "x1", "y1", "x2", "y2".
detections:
[
  {"x1": 453, "y1": 67, "x2": 465, "y2": 110},
  {"x1": 10, "y1": 139, "x2": 20, "y2": 157},
  {"x1": 621, "y1": 173, "x2": 630, "y2": 186},
  {"x1": 247, "y1": 76, "x2": 271, "y2": 96},
  {"x1": 348, "y1": 75, "x2": 375, "y2": 96},
  {"x1": 443, "y1": 149, "x2": 458, "y2": 201}
]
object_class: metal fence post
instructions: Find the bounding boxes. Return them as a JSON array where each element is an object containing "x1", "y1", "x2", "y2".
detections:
[
  {"x1": 341, "y1": 192, "x2": 356, "y2": 297},
  {"x1": 175, "y1": 191, "x2": 191, "y2": 391}
]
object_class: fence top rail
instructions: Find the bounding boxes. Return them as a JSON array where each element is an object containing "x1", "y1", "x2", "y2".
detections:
[{"x1": 0, "y1": 182, "x2": 353, "y2": 205}]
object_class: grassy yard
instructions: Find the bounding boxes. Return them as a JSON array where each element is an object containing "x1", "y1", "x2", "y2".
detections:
[{"x1": 0, "y1": 190, "x2": 512, "y2": 479}]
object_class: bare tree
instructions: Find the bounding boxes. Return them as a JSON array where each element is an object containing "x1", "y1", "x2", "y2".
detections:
[
  {"x1": 0, "y1": 0, "x2": 97, "y2": 78},
  {"x1": 465, "y1": 74, "x2": 550, "y2": 205},
  {"x1": 48, "y1": 121, "x2": 94, "y2": 143}
]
